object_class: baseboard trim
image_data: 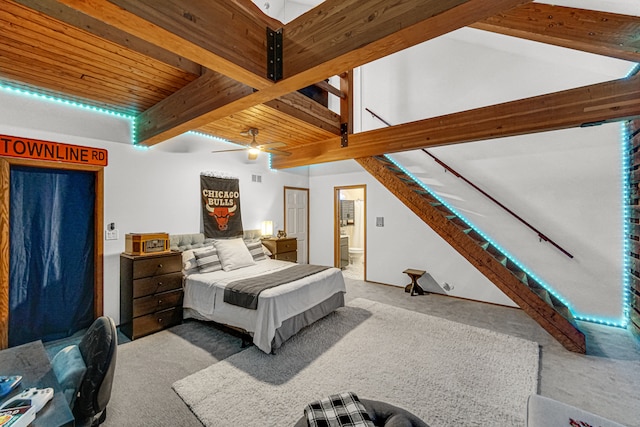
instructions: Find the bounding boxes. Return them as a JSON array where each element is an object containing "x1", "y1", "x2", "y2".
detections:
[{"x1": 360, "y1": 279, "x2": 522, "y2": 310}]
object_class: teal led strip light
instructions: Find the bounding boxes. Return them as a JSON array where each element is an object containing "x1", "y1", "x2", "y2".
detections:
[
  {"x1": 188, "y1": 130, "x2": 234, "y2": 144},
  {"x1": 385, "y1": 151, "x2": 627, "y2": 327},
  {"x1": 614, "y1": 63, "x2": 640, "y2": 328},
  {"x1": 613, "y1": 121, "x2": 631, "y2": 328},
  {"x1": 0, "y1": 82, "x2": 137, "y2": 144}
]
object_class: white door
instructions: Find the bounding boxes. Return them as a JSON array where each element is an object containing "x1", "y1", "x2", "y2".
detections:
[{"x1": 285, "y1": 187, "x2": 309, "y2": 264}]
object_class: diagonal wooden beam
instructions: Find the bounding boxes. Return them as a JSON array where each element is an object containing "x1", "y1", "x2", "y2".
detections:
[
  {"x1": 136, "y1": 69, "x2": 254, "y2": 143},
  {"x1": 281, "y1": 0, "x2": 532, "y2": 88},
  {"x1": 146, "y1": 0, "x2": 531, "y2": 145},
  {"x1": 272, "y1": 73, "x2": 640, "y2": 169},
  {"x1": 137, "y1": 72, "x2": 340, "y2": 144},
  {"x1": 54, "y1": 0, "x2": 276, "y2": 89},
  {"x1": 358, "y1": 155, "x2": 586, "y2": 353},
  {"x1": 471, "y1": 3, "x2": 640, "y2": 63},
  {"x1": 55, "y1": 0, "x2": 531, "y2": 145}
]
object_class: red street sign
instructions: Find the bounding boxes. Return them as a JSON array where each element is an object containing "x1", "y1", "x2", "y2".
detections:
[{"x1": 0, "y1": 134, "x2": 108, "y2": 166}]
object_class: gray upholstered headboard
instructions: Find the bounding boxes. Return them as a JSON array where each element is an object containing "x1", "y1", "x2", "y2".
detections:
[{"x1": 170, "y1": 229, "x2": 262, "y2": 251}]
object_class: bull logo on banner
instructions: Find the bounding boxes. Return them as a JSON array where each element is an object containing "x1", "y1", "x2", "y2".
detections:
[
  {"x1": 200, "y1": 174, "x2": 244, "y2": 238},
  {"x1": 205, "y1": 205, "x2": 237, "y2": 231}
]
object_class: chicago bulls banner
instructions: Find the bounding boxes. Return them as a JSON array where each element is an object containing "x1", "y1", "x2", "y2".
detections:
[{"x1": 200, "y1": 173, "x2": 244, "y2": 238}]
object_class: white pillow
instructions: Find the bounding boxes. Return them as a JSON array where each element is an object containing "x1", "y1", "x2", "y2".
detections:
[{"x1": 214, "y1": 238, "x2": 256, "y2": 271}]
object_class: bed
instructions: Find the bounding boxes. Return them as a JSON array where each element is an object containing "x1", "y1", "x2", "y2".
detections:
[{"x1": 170, "y1": 232, "x2": 346, "y2": 353}]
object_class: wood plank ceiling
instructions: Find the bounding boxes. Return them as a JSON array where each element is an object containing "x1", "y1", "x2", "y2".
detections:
[{"x1": 0, "y1": 0, "x2": 638, "y2": 167}]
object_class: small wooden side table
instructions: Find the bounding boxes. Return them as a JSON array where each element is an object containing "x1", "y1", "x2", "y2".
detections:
[{"x1": 403, "y1": 268, "x2": 426, "y2": 296}]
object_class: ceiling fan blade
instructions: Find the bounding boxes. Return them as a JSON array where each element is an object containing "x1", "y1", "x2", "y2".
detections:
[
  {"x1": 211, "y1": 148, "x2": 248, "y2": 153},
  {"x1": 258, "y1": 142, "x2": 287, "y2": 149}
]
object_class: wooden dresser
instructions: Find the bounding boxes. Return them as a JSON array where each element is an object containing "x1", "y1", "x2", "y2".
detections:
[
  {"x1": 261, "y1": 237, "x2": 297, "y2": 262},
  {"x1": 120, "y1": 251, "x2": 183, "y2": 340}
]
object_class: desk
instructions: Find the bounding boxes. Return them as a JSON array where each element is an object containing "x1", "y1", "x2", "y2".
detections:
[
  {"x1": 403, "y1": 268, "x2": 426, "y2": 296},
  {"x1": 0, "y1": 341, "x2": 75, "y2": 426}
]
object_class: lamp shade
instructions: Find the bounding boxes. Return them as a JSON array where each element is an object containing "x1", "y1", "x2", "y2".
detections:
[
  {"x1": 261, "y1": 220, "x2": 274, "y2": 237},
  {"x1": 248, "y1": 148, "x2": 260, "y2": 160}
]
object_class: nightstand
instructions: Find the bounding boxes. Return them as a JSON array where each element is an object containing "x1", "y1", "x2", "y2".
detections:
[
  {"x1": 119, "y1": 251, "x2": 183, "y2": 340},
  {"x1": 261, "y1": 237, "x2": 297, "y2": 262}
]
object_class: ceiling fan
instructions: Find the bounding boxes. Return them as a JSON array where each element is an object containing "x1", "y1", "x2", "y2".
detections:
[{"x1": 211, "y1": 128, "x2": 291, "y2": 160}]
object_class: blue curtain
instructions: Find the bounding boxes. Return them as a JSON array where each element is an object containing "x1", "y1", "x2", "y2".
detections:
[{"x1": 9, "y1": 166, "x2": 95, "y2": 347}]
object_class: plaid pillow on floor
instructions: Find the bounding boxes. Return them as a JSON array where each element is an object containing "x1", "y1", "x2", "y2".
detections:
[{"x1": 304, "y1": 392, "x2": 374, "y2": 427}]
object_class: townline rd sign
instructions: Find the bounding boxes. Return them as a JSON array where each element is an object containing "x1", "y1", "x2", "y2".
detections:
[{"x1": 0, "y1": 134, "x2": 108, "y2": 166}]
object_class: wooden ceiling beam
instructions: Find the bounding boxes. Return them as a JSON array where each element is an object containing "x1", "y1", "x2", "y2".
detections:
[
  {"x1": 14, "y1": 0, "x2": 202, "y2": 75},
  {"x1": 471, "y1": 3, "x2": 640, "y2": 63},
  {"x1": 137, "y1": 72, "x2": 340, "y2": 145},
  {"x1": 272, "y1": 73, "x2": 640, "y2": 169},
  {"x1": 153, "y1": 0, "x2": 533, "y2": 145},
  {"x1": 54, "y1": 0, "x2": 276, "y2": 89},
  {"x1": 340, "y1": 71, "x2": 354, "y2": 135},
  {"x1": 264, "y1": 92, "x2": 341, "y2": 135},
  {"x1": 136, "y1": 69, "x2": 254, "y2": 144},
  {"x1": 56, "y1": 0, "x2": 530, "y2": 145},
  {"x1": 280, "y1": 0, "x2": 533, "y2": 91},
  {"x1": 314, "y1": 80, "x2": 344, "y2": 99}
]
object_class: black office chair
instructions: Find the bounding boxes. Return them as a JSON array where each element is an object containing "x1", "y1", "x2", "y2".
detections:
[{"x1": 73, "y1": 316, "x2": 118, "y2": 426}]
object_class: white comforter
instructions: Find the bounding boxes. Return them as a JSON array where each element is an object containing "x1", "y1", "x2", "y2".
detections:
[{"x1": 183, "y1": 259, "x2": 346, "y2": 353}]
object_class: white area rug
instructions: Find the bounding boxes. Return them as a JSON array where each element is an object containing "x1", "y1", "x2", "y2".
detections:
[{"x1": 173, "y1": 298, "x2": 539, "y2": 426}]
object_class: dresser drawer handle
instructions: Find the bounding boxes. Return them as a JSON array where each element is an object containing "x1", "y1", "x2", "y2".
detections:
[
  {"x1": 158, "y1": 263, "x2": 163, "y2": 269},
  {"x1": 157, "y1": 281, "x2": 163, "y2": 287},
  {"x1": 157, "y1": 299, "x2": 163, "y2": 305},
  {"x1": 158, "y1": 317, "x2": 163, "y2": 323}
]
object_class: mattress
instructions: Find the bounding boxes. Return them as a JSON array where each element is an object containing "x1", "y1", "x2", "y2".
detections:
[{"x1": 183, "y1": 259, "x2": 346, "y2": 353}]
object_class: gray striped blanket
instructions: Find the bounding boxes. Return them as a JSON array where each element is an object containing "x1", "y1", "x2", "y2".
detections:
[{"x1": 224, "y1": 264, "x2": 331, "y2": 309}]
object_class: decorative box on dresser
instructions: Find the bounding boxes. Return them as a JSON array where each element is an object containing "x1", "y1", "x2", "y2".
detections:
[
  {"x1": 120, "y1": 251, "x2": 183, "y2": 340},
  {"x1": 261, "y1": 237, "x2": 297, "y2": 262}
]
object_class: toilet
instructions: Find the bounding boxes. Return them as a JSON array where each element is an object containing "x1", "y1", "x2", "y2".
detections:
[{"x1": 348, "y1": 247, "x2": 363, "y2": 264}]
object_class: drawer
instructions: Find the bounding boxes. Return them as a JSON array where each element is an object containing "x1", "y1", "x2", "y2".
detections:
[
  {"x1": 274, "y1": 251, "x2": 297, "y2": 262},
  {"x1": 133, "y1": 272, "x2": 183, "y2": 298},
  {"x1": 132, "y1": 253, "x2": 181, "y2": 279},
  {"x1": 133, "y1": 289, "x2": 183, "y2": 318},
  {"x1": 274, "y1": 239, "x2": 296, "y2": 253},
  {"x1": 132, "y1": 306, "x2": 182, "y2": 339}
]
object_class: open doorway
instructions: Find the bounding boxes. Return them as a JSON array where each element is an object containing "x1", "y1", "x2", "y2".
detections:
[
  {"x1": 0, "y1": 157, "x2": 104, "y2": 349},
  {"x1": 334, "y1": 185, "x2": 366, "y2": 280}
]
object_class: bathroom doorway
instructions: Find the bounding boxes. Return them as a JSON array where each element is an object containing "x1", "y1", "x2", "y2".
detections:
[{"x1": 334, "y1": 185, "x2": 366, "y2": 280}]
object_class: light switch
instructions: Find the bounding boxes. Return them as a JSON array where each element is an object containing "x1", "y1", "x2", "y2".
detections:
[
  {"x1": 105, "y1": 229, "x2": 119, "y2": 240},
  {"x1": 376, "y1": 217, "x2": 384, "y2": 227}
]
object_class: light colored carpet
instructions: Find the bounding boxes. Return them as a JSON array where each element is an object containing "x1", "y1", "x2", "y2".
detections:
[
  {"x1": 105, "y1": 321, "x2": 242, "y2": 426},
  {"x1": 173, "y1": 298, "x2": 540, "y2": 426}
]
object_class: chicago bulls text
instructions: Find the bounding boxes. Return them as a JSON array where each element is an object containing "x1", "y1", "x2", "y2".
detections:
[{"x1": 202, "y1": 190, "x2": 239, "y2": 207}]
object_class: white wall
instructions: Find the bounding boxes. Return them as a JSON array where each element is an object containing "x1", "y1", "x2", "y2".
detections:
[
  {"x1": 0, "y1": 89, "x2": 308, "y2": 324},
  {"x1": 308, "y1": 28, "x2": 635, "y2": 320},
  {"x1": 309, "y1": 162, "x2": 516, "y2": 306}
]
